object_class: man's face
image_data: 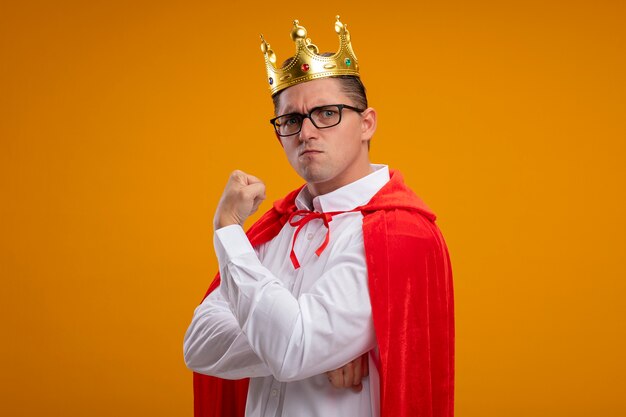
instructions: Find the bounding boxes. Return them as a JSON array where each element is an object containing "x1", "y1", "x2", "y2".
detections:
[{"x1": 274, "y1": 78, "x2": 376, "y2": 196}]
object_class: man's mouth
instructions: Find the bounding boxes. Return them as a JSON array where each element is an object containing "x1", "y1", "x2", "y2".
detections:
[{"x1": 299, "y1": 149, "x2": 322, "y2": 156}]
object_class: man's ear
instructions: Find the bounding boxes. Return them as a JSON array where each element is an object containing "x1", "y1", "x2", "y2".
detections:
[{"x1": 360, "y1": 107, "x2": 377, "y2": 142}]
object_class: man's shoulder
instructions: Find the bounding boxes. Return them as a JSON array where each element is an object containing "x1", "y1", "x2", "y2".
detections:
[
  {"x1": 361, "y1": 169, "x2": 447, "y2": 251},
  {"x1": 362, "y1": 169, "x2": 437, "y2": 222},
  {"x1": 362, "y1": 206, "x2": 449, "y2": 278},
  {"x1": 363, "y1": 205, "x2": 439, "y2": 242}
]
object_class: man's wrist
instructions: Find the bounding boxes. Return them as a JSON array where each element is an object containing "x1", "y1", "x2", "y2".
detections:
[{"x1": 214, "y1": 214, "x2": 243, "y2": 230}]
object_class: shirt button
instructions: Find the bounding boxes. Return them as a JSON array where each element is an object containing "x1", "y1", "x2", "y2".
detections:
[
  {"x1": 271, "y1": 389, "x2": 279, "y2": 397},
  {"x1": 307, "y1": 233, "x2": 314, "y2": 240}
]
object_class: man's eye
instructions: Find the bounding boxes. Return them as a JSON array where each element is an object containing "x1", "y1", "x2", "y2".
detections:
[
  {"x1": 284, "y1": 117, "x2": 299, "y2": 126},
  {"x1": 317, "y1": 109, "x2": 337, "y2": 119}
]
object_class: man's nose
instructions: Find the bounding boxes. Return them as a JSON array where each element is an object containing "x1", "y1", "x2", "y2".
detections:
[{"x1": 298, "y1": 116, "x2": 317, "y2": 141}]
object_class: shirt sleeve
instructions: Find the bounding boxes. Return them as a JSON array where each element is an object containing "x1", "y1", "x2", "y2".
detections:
[
  {"x1": 214, "y1": 224, "x2": 376, "y2": 382},
  {"x1": 183, "y1": 280, "x2": 273, "y2": 379}
]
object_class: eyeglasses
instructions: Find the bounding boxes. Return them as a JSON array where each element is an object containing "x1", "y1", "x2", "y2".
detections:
[{"x1": 269, "y1": 104, "x2": 365, "y2": 137}]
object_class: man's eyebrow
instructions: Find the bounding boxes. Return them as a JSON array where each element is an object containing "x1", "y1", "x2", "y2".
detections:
[
  {"x1": 280, "y1": 104, "x2": 326, "y2": 115},
  {"x1": 279, "y1": 108, "x2": 300, "y2": 115}
]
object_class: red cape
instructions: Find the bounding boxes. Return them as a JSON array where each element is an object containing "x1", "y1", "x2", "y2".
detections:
[{"x1": 192, "y1": 170, "x2": 454, "y2": 417}]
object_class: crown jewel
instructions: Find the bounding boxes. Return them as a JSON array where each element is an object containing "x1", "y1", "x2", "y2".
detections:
[{"x1": 260, "y1": 16, "x2": 360, "y2": 95}]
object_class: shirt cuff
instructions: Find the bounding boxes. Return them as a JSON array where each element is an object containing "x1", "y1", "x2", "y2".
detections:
[{"x1": 214, "y1": 225, "x2": 256, "y2": 264}]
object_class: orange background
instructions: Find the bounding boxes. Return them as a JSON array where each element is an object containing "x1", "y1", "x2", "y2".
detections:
[{"x1": 1, "y1": 1, "x2": 625, "y2": 416}]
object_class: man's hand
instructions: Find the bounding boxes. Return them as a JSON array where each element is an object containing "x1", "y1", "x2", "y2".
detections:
[
  {"x1": 214, "y1": 170, "x2": 266, "y2": 230},
  {"x1": 326, "y1": 352, "x2": 369, "y2": 392}
]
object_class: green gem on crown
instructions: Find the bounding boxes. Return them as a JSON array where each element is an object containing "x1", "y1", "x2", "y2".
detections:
[{"x1": 345, "y1": 58, "x2": 351, "y2": 66}]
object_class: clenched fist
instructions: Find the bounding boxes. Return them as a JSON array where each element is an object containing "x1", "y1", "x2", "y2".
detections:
[{"x1": 214, "y1": 170, "x2": 266, "y2": 230}]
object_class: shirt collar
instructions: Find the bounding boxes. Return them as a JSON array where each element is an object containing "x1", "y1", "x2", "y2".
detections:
[{"x1": 295, "y1": 164, "x2": 390, "y2": 212}]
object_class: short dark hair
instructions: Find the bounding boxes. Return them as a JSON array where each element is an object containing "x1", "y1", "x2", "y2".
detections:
[{"x1": 272, "y1": 75, "x2": 368, "y2": 114}]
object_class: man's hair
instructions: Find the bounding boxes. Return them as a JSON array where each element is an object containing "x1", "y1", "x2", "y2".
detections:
[{"x1": 272, "y1": 75, "x2": 368, "y2": 113}]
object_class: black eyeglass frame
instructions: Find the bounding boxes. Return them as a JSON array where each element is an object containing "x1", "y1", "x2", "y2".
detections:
[{"x1": 269, "y1": 104, "x2": 365, "y2": 137}]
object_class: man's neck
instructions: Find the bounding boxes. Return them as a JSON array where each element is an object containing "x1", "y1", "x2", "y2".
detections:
[{"x1": 306, "y1": 161, "x2": 374, "y2": 198}]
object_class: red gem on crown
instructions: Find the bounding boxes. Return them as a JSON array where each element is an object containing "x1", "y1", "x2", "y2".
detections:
[{"x1": 301, "y1": 63, "x2": 310, "y2": 72}]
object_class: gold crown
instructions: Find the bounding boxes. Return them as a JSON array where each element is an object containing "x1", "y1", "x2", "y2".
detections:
[{"x1": 260, "y1": 16, "x2": 360, "y2": 95}]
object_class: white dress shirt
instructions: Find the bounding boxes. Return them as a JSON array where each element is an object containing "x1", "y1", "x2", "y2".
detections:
[{"x1": 184, "y1": 164, "x2": 390, "y2": 417}]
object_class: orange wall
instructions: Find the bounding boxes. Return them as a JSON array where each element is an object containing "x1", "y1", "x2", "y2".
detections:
[{"x1": 1, "y1": 1, "x2": 625, "y2": 416}]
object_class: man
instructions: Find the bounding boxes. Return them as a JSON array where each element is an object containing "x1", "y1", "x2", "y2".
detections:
[{"x1": 184, "y1": 16, "x2": 454, "y2": 417}]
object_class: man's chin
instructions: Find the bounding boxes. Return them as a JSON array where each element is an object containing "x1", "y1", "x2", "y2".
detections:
[{"x1": 298, "y1": 168, "x2": 331, "y2": 185}]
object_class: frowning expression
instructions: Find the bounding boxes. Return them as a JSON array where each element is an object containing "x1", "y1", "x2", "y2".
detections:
[{"x1": 273, "y1": 78, "x2": 377, "y2": 196}]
